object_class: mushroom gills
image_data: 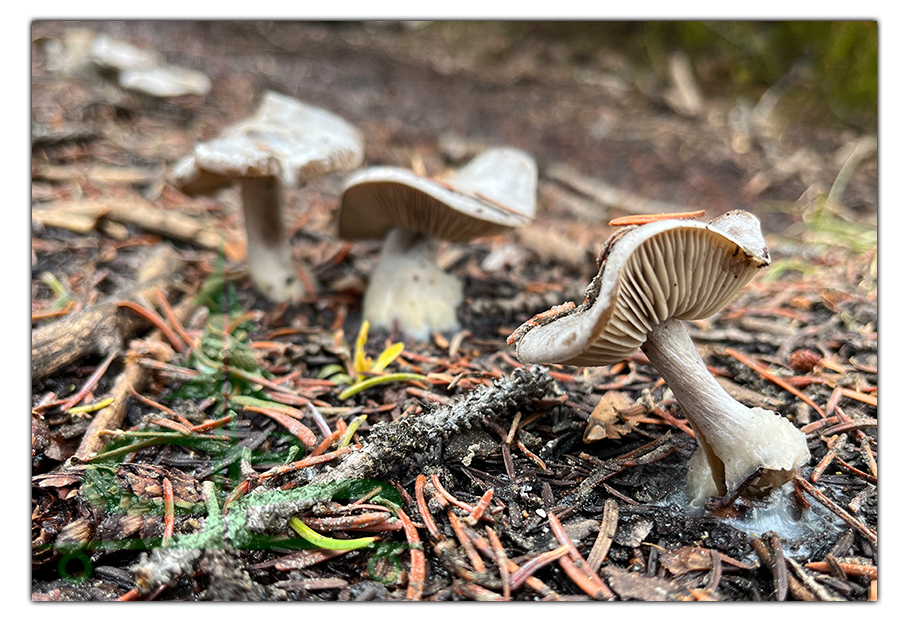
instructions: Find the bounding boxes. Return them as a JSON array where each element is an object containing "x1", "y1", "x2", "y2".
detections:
[
  {"x1": 362, "y1": 227, "x2": 463, "y2": 340},
  {"x1": 511, "y1": 211, "x2": 810, "y2": 507}
]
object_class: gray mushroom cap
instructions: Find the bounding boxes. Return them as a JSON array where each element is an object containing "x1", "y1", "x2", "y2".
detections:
[
  {"x1": 171, "y1": 91, "x2": 365, "y2": 194},
  {"x1": 118, "y1": 65, "x2": 212, "y2": 98},
  {"x1": 511, "y1": 210, "x2": 770, "y2": 366},
  {"x1": 91, "y1": 33, "x2": 162, "y2": 71},
  {"x1": 337, "y1": 147, "x2": 538, "y2": 243}
]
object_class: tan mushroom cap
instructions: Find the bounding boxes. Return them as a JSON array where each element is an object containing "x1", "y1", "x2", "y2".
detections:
[
  {"x1": 171, "y1": 91, "x2": 365, "y2": 195},
  {"x1": 512, "y1": 211, "x2": 770, "y2": 366},
  {"x1": 337, "y1": 147, "x2": 537, "y2": 243},
  {"x1": 91, "y1": 33, "x2": 163, "y2": 71},
  {"x1": 119, "y1": 65, "x2": 212, "y2": 97}
]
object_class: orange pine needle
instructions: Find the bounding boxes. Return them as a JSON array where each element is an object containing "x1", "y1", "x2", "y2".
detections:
[
  {"x1": 116, "y1": 588, "x2": 143, "y2": 601},
  {"x1": 147, "y1": 415, "x2": 193, "y2": 435},
  {"x1": 485, "y1": 526, "x2": 511, "y2": 600},
  {"x1": 430, "y1": 474, "x2": 475, "y2": 513},
  {"x1": 415, "y1": 475, "x2": 442, "y2": 540},
  {"x1": 58, "y1": 350, "x2": 117, "y2": 411},
  {"x1": 805, "y1": 561, "x2": 877, "y2": 579},
  {"x1": 725, "y1": 347, "x2": 826, "y2": 418},
  {"x1": 242, "y1": 406, "x2": 317, "y2": 448},
  {"x1": 254, "y1": 447, "x2": 353, "y2": 483},
  {"x1": 385, "y1": 502, "x2": 424, "y2": 601},
  {"x1": 117, "y1": 300, "x2": 184, "y2": 353},
  {"x1": 466, "y1": 489, "x2": 494, "y2": 524},
  {"x1": 548, "y1": 511, "x2": 614, "y2": 600},
  {"x1": 840, "y1": 387, "x2": 877, "y2": 407},
  {"x1": 447, "y1": 511, "x2": 485, "y2": 572},
  {"x1": 609, "y1": 210, "x2": 705, "y2": 226},
  {"x1": 308, "y1": 429, "x2": 342, "y2": 458},
  {"x1": 191, "y1": 414, "x2": 234, "y2": 433},
  {"x1": 155, "y1": 289, "x2": 195, "y2": 349},
  {"x1": 162, "y1": 477, "x2": 175, "y2": 547},
  {"x1": 509, "y1": 545, "x2": 569, "y2": 590}
]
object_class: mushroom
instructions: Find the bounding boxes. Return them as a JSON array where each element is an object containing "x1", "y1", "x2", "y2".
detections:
[
  {"x1": 337, "y1": 147, "x2": 537, "y2": 339},
  {"x1": 171, "y1": 91, "x2": 365, "y2": 302},
  {"x1": 89, "y1": 33, "x2": 211, "y2": 97},
  {"x1": 118, "y1": 65, "x2": 212, "y2": 98},
  {"x1": 508, "y1": 210, "x2": 810, "y2": 505}
]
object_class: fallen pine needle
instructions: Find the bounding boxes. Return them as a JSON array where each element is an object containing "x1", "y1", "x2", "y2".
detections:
[
  {"x1": 805, "y1": 561, "x2": 877, "y2": 579},
  {"x1": 162, "y1": 477, "x2": 175, "y2": 547},
  {"x1": 609, "y1": 209, "x2": 705, "y2": 226},
  {"x1": 66, "y1": 396, "x2": 115, "y2": 415},
  {"x1": 288, "y1": 518, "x2": 378, "y2": 551},
  {"x1": 415, "y1": 475, "x2": 442, "y2": 540},
  {"x1": 725, "y1": 348, "x2": 825, "y2": 418}
]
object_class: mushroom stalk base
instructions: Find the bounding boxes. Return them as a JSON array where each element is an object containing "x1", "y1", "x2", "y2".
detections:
[
  {"x1": 641, "y1": 318, "x2": 810, "y2": 505},
  {"x1": 363, "y1": 227, "x2": 462, "y2": 340},
  {"x1": 241, "y1": 177, "x2": 310, "y2": 302}
]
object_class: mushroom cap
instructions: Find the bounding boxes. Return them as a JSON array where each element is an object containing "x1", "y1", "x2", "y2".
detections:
[
  {"x1": 511, "y1": 210, "x2": 770, "y2": 366},
  {"x1": 337, "y1": 147, "x2": 537, "y2": 242},
  {"x1": 119, "y1": 65, "x2": 212, "y2": 98},
  {"x1": 91, "y1": 33, "x2": 163, "y2": 71},
  {"x1": 171, "y1": 91, "x2": 365, "y2": 195}
]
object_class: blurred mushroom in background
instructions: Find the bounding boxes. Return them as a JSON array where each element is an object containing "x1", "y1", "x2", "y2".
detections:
[
  {"x1": 171, "y1": 91, "x2": 365, "y2": 302},
  {"x1": 338, "y1": 147, "x2": 537, "y2": 340}
]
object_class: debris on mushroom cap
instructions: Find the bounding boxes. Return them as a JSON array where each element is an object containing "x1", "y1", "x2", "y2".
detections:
[
  {"x1": 171, "y1": 91, "x2": 365, "y2": 194},
  {"x1": 512, "y1": 210, "x2": 770, "y2": 366},
  {"x1": 118, "y1": 65, "x2": 212, "y2": 98},
  {"x1": 337, "y1": 147, "x2": 537, "y2": 243},
  {"x1": 608, "y1": 209, "x2": 706, "y2": 226}
]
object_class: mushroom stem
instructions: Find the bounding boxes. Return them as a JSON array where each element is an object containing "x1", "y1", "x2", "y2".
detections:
[
  {"x1": 642, "y1": 318, "x2": 810, "y2": 505},
  {"x1": 240, "y1": 177, "x2": 310, "y2": 302},
  {"x1": 362, "y1": 226, "x2": 462, "y2": 340}
]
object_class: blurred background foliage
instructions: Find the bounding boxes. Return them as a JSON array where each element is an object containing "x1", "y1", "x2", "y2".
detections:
[
  {"x1": 428, "y1": 20, "x2": 877, "y2": 131},
  {"x1": 640, "y1": 21, "x2": 877, "y2": 129}
]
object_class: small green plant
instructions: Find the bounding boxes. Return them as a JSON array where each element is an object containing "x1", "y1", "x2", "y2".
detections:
[
  {"x1": 39, "y1": 271, "x2": 73, "y2": 311},
  {"x1": 175, "y1": 252, "x2": 267, "y2": 413},
  {"x1": 799, "y1": 199, "x2": 877, "y2": 256},
  {"x1": 317, "y1": 321, "x2": 428, "y2": 400},
  {"x1": 288, "y1": 517, "x2": 379, "y2": 551}
]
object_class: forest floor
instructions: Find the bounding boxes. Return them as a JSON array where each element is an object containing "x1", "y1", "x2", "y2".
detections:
[{"x1": 31, "y1": 21, "x2": 877, "y2": 602}]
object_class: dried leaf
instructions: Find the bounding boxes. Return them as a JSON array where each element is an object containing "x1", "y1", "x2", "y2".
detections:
[
  {"x1": 659, "y1": 546, "x2": 757, "y2": 576},
  {"x1": 117, "y1": 463, "x2": 202, "y2": 505},
  {"x1": 603, "y1": 565, "x2": 691, "y2": 601},
  {"x1": 584, "y1": 391, "x2": 635, "y2": 442}
]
